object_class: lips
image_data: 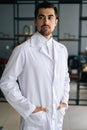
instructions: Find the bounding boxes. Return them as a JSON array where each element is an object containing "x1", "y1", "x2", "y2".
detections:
[{"x1": 42, "y1": 25, "x2": 49, "y2": 29}]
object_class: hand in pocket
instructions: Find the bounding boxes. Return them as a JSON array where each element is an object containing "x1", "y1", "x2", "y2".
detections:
[
  {"x1": 32, "y1": 106, "x2": 48, "y2": 113},
  {"x1": 57, "y1": 103, "x2": 67, "y2": 110}
]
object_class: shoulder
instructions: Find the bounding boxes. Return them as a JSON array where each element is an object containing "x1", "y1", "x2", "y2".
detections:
[
  {"x1": 13, "y1": 32, "x2": 38, "y2": 52},
  {"x1": 53, "y1": 39, "x2": 68, "y2": 52},
  {"x1": 13, "y1": 39, "x2": 31, "y2": 54},
  {"x1": 7, "y1": 39, "x2": 31, "y2": 65}
]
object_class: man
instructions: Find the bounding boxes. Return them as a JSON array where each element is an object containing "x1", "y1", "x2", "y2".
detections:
[{"x1": 0, "y1": 2, "x2": 70, "y2": 130}]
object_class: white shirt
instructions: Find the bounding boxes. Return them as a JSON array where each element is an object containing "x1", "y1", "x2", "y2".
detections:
[
  {"x1": 36, "y1": 33, "x2": 54, "y2": 59},
  {"x1": 0, "y1": 32, "x2": 70, "y2": 130}
]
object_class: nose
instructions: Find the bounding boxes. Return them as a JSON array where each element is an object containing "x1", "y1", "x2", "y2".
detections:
[{"x1": 44, "y1": 16, "x2": 49, "y2": 24}]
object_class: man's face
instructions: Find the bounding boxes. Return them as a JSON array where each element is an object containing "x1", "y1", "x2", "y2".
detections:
[{"x1": 35, "y1": 8, "x2": 58, "y2": 39}]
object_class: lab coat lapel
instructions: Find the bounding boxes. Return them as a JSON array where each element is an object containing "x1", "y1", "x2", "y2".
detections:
[
  {"x1": 39, "y1": 45, "x2": 49, "y2": 57},
  {"x1": 53, "y1": 42, "x2": 61, "y2": 64},
  {"x1": 53, "y1": 42, "x2": 62, "y2": 84},
  {"x1": 39, "y1": 45, "x2": 53, "y2": 61},
  {"x1": 30, "y1": 32, "x2": 51, "y2": 59}
]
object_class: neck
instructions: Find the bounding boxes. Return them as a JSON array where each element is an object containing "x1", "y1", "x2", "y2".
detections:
[
  {"x1": 44, "y1": 34, "x2": 52, "y2": 40},
  {"x1": 37, "y1": 31, "x2": 52, "y2": 40}
]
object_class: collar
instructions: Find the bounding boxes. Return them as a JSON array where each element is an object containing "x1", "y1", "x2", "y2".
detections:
[{"x1": 30, "y1": 32, "x2": 53, "y2": 48}]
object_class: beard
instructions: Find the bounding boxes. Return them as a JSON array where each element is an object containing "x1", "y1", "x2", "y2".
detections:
[
  {"x1": 40, "y1": 29, "x2": 51, "y2": 36},
  {"x1": 39, "y1": 25, "x2": 52, "y2": 37}
]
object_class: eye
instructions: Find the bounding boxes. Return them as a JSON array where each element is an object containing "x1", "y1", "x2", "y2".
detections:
[
  {"x1": 48, "y1": 15, "x2": 54, "y2": 20},
  {"x1": 38, "y1": 15, "x2": 44, "y2": 20}
]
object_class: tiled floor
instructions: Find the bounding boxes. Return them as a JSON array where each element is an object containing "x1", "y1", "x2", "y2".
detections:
[{"x1": 0, "y1": 103, "x2": 87, "y2": 130}]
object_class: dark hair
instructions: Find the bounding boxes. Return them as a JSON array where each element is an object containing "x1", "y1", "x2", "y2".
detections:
[{"x1": 34, "y1": 2, "x2": 58, "y2": 19}]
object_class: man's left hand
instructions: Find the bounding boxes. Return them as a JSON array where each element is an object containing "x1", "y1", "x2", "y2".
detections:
[{"x1": 57, "y1": 103, "x2": 67, "y2": 110}]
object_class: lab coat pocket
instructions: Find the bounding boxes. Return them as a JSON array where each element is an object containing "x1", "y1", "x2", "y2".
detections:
[
  {"x1": 56, "y1": 108, "x2": 66, "y2": 128},
  {"x1": 59, "y1": 107, "x2": 66, "y2": 116},
  {"x1": 26, "y1": 111, "x2": 46, "y2": 127}
]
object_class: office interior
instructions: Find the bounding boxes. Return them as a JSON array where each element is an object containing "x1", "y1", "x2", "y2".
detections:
[{"x1": 0, "y1": 0, "x2": 87, "y2": 130}]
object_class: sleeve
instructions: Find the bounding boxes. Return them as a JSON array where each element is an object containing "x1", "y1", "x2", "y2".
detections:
[
  {"x1": 61, "y1": 47, "x2": 70, "y2": 107},
  {"x1": 0, "y1": 46, "x2": 36, "y2": 120}
]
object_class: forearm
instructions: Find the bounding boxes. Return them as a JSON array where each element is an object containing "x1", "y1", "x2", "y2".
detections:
[
  {"x1": 0, "y1": 79, "x2": 35, "y2": 119},
  {"x1": 61, "y1": 71, "x2": 70, "y2": 106}
]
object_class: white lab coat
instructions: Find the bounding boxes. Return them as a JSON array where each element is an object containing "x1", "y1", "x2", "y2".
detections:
[{"x1": 0, "y1": 32, "x2": 70, "y2": 130}]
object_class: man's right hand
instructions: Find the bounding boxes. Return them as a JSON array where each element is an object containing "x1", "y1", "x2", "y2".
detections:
[{"x1": 32, "y1": 106, "x2": 48, "y2": 113}]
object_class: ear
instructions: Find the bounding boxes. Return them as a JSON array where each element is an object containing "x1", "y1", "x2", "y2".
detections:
[{"x1": 55, "y1": 18, "x2": 58, "y2": 26}]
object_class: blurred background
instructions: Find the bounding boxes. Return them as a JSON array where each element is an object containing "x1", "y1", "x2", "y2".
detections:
[{"x1": 0, "y1": 0, "x2": 87, "y2": 130}]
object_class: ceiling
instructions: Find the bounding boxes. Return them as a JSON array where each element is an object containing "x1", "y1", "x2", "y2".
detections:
[
  {"x1": 0, "y1": 0, "x2": 82, "y2": 4},
  {"x1": 59, "y1": 0, "x2": 81, "y2": 3}
]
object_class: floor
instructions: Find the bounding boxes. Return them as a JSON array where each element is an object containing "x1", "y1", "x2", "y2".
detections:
[
  {"x1": 0, "y1": 103, "x2": 87, "y2": 130},
  {"x1": 0, "y1": 81, "x2": 87, "y2": 130}
]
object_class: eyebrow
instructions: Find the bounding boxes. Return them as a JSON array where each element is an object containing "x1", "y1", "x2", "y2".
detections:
[{"x1": 38, "y1": 14, "x2": 54, "y2": 17}]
